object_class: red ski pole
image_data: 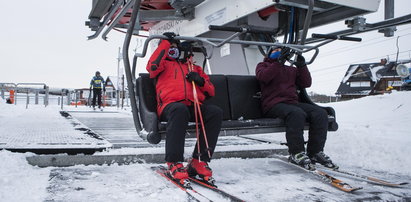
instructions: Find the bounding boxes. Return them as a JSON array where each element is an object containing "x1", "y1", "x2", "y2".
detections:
[{"x1": 188, "y1": 57, "x2": 212, "y2": 160}]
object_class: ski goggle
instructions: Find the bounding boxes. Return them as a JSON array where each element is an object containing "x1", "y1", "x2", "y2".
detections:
[{"x1": 168, "y1": 47, "x2": 180, "y2": 59}]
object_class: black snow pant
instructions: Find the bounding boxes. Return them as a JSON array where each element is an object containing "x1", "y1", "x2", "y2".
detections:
[
  {"x1": 266, "y1": 102, "x2": 328, "y2": 156},
  {"x1": 92, "y1": 88, "x2": 102, "y2": 108},
  {"x1": 160, "y1": 102, "x2": 223, "y2": 163}
]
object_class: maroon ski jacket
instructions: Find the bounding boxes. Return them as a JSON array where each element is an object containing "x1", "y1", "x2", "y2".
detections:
[
  {"x1": 146, "y1": 40, "x2": 215, "y2": 116},
  {"x1": 255, "y1": 58, "x2": 312, "y2": 114}
]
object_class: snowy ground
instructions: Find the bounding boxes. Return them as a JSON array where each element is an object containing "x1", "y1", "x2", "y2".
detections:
[{"x1": 1, "y1": 91, "x2": 411, "y2": 201}]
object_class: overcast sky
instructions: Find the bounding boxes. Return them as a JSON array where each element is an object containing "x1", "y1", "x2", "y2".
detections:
[
  {"x1": 0, "y1": 0, "x2": 125, "y2": 90},
  {"x1": 0, "y1": 0, "x2": 410, "y2": 95}
]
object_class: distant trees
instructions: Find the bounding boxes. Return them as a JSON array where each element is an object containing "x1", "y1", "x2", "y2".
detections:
[{"x1": 308, "y1": 91, "x2": 339, "y2": 103}]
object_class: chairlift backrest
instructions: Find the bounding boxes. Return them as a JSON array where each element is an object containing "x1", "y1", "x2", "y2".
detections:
[{"x1": 136, "y1": 73, "x2": 338, "y2": 144}]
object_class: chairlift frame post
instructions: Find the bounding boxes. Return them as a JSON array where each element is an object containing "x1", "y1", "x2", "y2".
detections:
[{"x1": 122, "y1": 0, "x2": 143, "y2": 133}]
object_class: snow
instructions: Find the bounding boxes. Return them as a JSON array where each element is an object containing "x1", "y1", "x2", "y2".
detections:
[
  {"x1": 342, "y1": 65, "x2": 358, "y2": 83},
  {"x1": 1, "y1": 92, "x2": 411, "y2": 201},
  {"x1": 326, "y1": 91, "x2": 411, "y2": 176},
  {"x1": 0, "y1": 151, "x2": 50, "y2": 202}
]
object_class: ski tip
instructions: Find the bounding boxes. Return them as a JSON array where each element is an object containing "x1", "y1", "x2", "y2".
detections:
[
  {"x1": 352, "y1": 187, "x2": 363, "y2": 192},
  {"x1": 399, "y1": 182, "x2": 409, "y2": 185},
  {"x1": 341, "y1": 186, "x2": 363, "y2": 193},
  {"x1": 338, "y1": 184, "x2": 363, "y2": 193}
]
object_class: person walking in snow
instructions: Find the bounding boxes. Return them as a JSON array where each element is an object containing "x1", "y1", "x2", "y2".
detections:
[
  {"x1": 90, "y1": 71, "x2": 106, "y2": 110},
  {"x1": 146, "y1": 32, "x2": 223, "y2": 185},
  {"x1": 255, "y1": 47, "x2": 338, "y2": 170}
]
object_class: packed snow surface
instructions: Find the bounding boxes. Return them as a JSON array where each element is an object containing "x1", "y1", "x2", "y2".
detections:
[{"x1": 1, "y1": 91, "x2": 411, "y2": 201}]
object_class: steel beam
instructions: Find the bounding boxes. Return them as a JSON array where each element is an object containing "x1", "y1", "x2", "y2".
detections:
[
  {"x1": 378, "y1": 0, "x2": 396, "y2": 37},
  {"x1": 102, "y1": 0, "x2": 135, "y2": 41},
  {"x1": 139, "y1": 9, "x2": 194, "y2": 21},
  {"x1": 88, "y1": 0, "x2": 124, "y2": 40},
  {"x1": 305, "y1": 13, "x2": 411, "y2": 44},
  {"x1": 122, "y1": 0, "x2": 143, "y2": 134},
  {"x1": 88, "y1": 0, "x2": 116, "y2": 19}
]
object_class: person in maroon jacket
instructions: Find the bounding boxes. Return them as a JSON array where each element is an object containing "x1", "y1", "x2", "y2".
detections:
[
  {"x1": 146, "y1": 32, "x2": 223, "y2": 185},
  {"x1": 256, "y1": 47, "x2": 338, "y2": 170}
]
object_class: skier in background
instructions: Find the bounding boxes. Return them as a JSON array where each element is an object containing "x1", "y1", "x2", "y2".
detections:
[
  {"x1": 90, "y1": 71, "x2": 106, "y2": 110},
  {"x1": 256, "y1": 47, "x2": 338, "y2": 170}
]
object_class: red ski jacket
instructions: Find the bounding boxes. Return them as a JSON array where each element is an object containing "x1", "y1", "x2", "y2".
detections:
[
  {"x1": 146, "y1": 40, "x2": 215, "y2": 116},
  {"x1": 255, "y1": 58, "x2": 312, "y2": 114}
]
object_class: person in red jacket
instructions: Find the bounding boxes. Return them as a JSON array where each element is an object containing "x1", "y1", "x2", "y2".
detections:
[
  {"x1": 146, "y1": 32, "x2": 223, "y2": 185},
  {"x1": 255, "y1": 47, "x2": 338, "y2": 170}
]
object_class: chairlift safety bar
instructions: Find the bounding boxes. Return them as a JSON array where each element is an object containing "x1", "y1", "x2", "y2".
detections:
[{"x1": 134, "y1": 35, "x2": 320, "y2": 65}]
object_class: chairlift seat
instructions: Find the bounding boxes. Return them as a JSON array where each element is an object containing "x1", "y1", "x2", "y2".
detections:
[{"x1": 137, "y1": 73, "x2": 338, "y2": 144}]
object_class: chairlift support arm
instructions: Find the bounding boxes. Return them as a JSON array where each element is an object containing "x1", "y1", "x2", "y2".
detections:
[
  {"x1": 102, "y1": 0, "x2": 135, "y2": 41},
  {"x1": 87, "y1": 0, "x2": 124, "y2": 40},
  {"x1": 123, "y1": 0, "x2": 143, "y2": 133}
]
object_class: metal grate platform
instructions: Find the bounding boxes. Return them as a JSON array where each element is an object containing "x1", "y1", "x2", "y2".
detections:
[{"x1": 0, "y1": 106, "x2": 112, "y2": 154}]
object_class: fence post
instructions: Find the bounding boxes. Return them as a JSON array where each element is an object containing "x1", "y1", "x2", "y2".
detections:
[
  {"x1": 125, "y1": 91, "x2": 129, "y2": 107},
  {"x1": 66, "y1": 91, "x2": 71, "y2": 107},
  {"x1": 75, "y1": 90, "x2": 78, "y2": 108},
  {"x1": 26, "y1": 90, "x2": 29, "y2": 109},
  {"x1": 13, "y1": 89, "x2": 17, "y2": 105},
  {"x1": 35, "y1": 90, "x2": 39, "y2": 105},
  {"x1": 61, "y1": 89, "x2": 65, "y2": 110},
  {"x1": 44, "y1": 86, "x2": 49, "y2": 107}
]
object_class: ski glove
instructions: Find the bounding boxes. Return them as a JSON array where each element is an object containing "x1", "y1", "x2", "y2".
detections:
[
  {"x1": 163, "y1": 32, "x2": 179, "y2": 44},
  {"x1": 186, "y1": 72, "x2": 205, "y2": 87},
  {"x1": 294, "y1": 54, "x2": 306, "y2": 68},
  {"x1": 278, "y1": 47, "x2": 291, "y2": 64}
]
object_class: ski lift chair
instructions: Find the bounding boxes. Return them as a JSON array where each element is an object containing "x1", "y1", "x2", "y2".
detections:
[{"x1": 136, "y1": 44, "x2": 338, "y2": 144}]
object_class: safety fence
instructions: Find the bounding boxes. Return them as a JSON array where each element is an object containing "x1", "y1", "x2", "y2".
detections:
[{"x1": 1, "y1": 83, "x2": 130, "y2": 109}]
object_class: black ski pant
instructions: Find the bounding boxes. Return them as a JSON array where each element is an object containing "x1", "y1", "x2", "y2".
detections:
[
  {"x1": 266, "y1": 102, "x2": 328, "y2": 156},
  {"x1": 92, "y1": 88, "x2": 102, "y2": 108},
  {"x1": 160, "y1": 102, "x2": 223, "y2": 163}
]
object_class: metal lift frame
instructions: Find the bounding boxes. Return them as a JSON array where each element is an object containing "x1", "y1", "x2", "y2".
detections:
[
  {"x1": 120, "y1": 0, "x2": 341, "y2": 139},
  {"x1": 119, "y1": 0, "x2": 411, "y2": 141}
]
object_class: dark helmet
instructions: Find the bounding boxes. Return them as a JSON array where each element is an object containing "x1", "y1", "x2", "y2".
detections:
[
  {"x1": 95, "y1": 71, "x2": 100, "y2": 76},
  {"x1": 179, "y1": 41, "x2": 194, "y2": 60}
]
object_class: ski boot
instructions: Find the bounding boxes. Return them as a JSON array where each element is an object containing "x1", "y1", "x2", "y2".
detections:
[
  {"x1": 187, "y1": 158, "x2": 215, "y2": 185},
  {"x1": 309, "y1": 151, "x2": 339, "y2": 169},
  {"x1": 167, "y1": 162, "x2": 190, "y2": 188},
  {"x1": 289, "y1": 152, "x2": 316, "y2": 171}
]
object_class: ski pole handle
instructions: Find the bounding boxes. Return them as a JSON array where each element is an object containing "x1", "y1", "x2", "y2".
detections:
[{"x1": 312, "y1": 33, "x2": 362, "y2": 42}]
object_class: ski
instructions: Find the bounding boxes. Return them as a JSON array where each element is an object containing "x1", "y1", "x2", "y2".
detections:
[
  {"x1": 313, "y1": 170, "x2": 363, "y2": 192},
  {"x1": 273, "y1": 155, "x2": 362, "y2": 193},
  {"x1": 151, "y1": 166, "x2": 212, "y2": 202},
  {"x1": 188, "y1": 176, "x2": 245, "y2": 202},
  {"x1": 317, "y1": 165, "x2": 409, "y2": 187}
]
